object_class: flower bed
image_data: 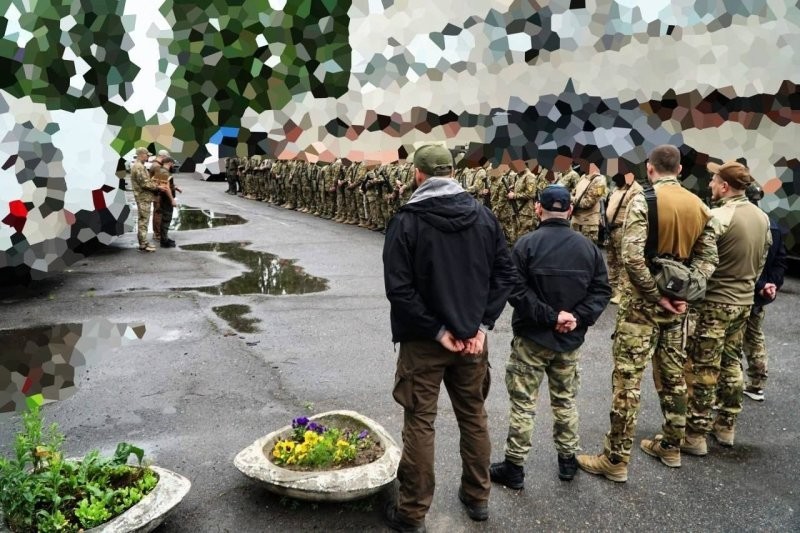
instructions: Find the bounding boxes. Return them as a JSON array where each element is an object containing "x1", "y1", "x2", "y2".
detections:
[{"x1": 235, "y1": 410, "x2": 401, "y2": 502}]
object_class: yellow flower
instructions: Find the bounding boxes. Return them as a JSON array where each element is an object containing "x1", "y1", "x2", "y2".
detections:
[
  {"x1": 304, "y1": 431, "x2": 319, "y2": 444},
  {"x1": 336, "y1": 439, "x2": 350, "y2": 448}
]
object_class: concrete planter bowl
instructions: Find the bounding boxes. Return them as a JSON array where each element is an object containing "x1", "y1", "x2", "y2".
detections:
[
  {"x1": 234, "y1": 410, "x2": 401, "y2": 502},
  {"x1": 1, "y1": 465, "x2": 191, "y2": 533}
]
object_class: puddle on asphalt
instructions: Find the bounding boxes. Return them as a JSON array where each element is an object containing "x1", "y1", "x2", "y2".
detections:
[
  {"x1": 212, "y1": 304, "x2": 261, "y2": 333},
  {"x1": 177, "y1": 242, "x2": 329, "y2": 296},
  {"x1": 0, "y1": 320, "x2": 145, "y2": 414},
  {"x1": 169, "y1": 205, "x2": 246, "y2": 231}
]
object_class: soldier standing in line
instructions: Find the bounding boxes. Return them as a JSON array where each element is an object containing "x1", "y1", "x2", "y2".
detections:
[
  {"x1": 535, "y1": 167, "x2": 558, "y2": 197},
  {"x1": 509, "y1": 162, "x2": 539, "y2": 236},
  {"x1": 570, "y1": 164, "x2": 607, "y2": 244},
  {"x1": 558, "y1": 163, "x2": 581, "y2": 194},
  {"x1": 577, "y1": 145, "x2": 717, "y2": 482},
  {"x1": 489, "y1": 166, "x2": 515, "y2": 246},
  {"x1": 490, "y1": 185, "x2": 610, "y2": 488},
  {"x1": 236, "y1": 154, "x2": 247, "y2": 197},
  {"x1": 605, "y1": 172, "x2": 643, "y2": 304},
  {"x1": 467, "y1": 161, "x2": 492, "y2": 206},
  {"x1": 684, "y1": 161, "x2": 770, "y2": 453},
  {"x1": 225, "y1": 155, "x2": 239, "y2": 195},
  {"x1": 741, "y1": 184, "x2": 787, "y2": 402},
  {"x1": 344, "y1": 161, "x2": 361, "y2": 224}
]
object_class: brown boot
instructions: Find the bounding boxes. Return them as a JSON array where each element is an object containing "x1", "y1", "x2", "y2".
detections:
[
  {"x1": 681, "y1": 433, "x2": 708, "y2": 456},
  {"x1": 576, "y1": 453, "x2": 627, "y2": 483},
  {"x1": 640, "y1": 435, "x2": 681, "y2": 467},
  {"x1": 712, "y1": 420, "x2": 735, "y2": 447}
]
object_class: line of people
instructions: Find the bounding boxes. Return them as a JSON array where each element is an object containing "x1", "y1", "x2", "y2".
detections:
[{"x1": 380, "y1": 143, "x2": 785, "y2": 531}]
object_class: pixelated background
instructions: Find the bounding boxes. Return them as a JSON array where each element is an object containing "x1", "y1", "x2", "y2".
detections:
[{"x1": 1, "y1": 0, "x2": 798, "y2": 280}]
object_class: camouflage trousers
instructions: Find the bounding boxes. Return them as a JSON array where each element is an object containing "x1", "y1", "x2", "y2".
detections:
[
  {"x1": 606, "y1": 228, "x2": 631, "y2": 298},
  {"x1": 134, "y1": 196, "x2": 153, "y2": 247},
  {"x1": 516, "y1": 214, "x2": 537, "y2": 239},
  {"x1": 571, "y1": 222, "x2": 599, "y2": 244},
  {"x1": 504, "y1": 336, "x2": 581, "y2": 462},
  {"x1": 686, "y1": 301, "x2": 750, "y2": 433},
  {"x1": 743, "y1": 305, "x2": 767, "y2": 389},
  {"x1": 603, "y1": 297, "x2": 688, "y2": 463}
]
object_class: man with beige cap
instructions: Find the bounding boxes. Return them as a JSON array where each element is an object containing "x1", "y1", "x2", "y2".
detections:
[{"x1": 683, "y1": 160, "x2": 771, "y2": 454}]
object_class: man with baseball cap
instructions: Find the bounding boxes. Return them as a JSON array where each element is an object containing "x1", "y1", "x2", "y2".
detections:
[
  {"x1": 490, "y1": 185, "x2": 610, "y2": 488},
  {"x1": 683, "y1": 160, "x2": 771, "y2": 452},
  {"x1": 382, "y1": 144, "x2": 517, "y2": 530}
]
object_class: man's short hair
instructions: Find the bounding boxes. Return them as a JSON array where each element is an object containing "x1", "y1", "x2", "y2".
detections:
[
  {"x1": 708, "y1": 160, "x2": 753, "y2": 190},
  {"x1": 538, "y1": 185, "x2": 571, "y2": 212},
  {"x1": 414, "y1": 144, "x2": 453, "y2": 177},
  {"x1": 158, "y1": 149, "x2": 170, "y2": 157},
  {"x1": 136, "y1": 147, "x2": 151, "y2": 156},
  {"x1": 648, "y1": 145, "x2": 681, "y2": 175}
]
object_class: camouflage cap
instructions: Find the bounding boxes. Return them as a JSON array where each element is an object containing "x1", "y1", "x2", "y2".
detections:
[
  {"x1": 707, "y1": 160, "x2": 753, "y2": 190},
  {"x1": 413, "y1": 144, "x2": 453, "y2": 177}
]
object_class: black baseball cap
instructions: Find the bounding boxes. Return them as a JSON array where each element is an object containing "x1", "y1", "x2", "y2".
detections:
[{"x1": 539, "y1": 185, "x2": 571, "y2": 212}]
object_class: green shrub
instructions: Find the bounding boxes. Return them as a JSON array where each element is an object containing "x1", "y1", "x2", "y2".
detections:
[{"x1": 0, "y1": 405, "x2": 158, "y2": 533}]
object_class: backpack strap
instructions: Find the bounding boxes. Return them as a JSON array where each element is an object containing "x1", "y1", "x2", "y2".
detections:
[{"x1": 643, "y1": 183, "x2": 659, "y2": 261}]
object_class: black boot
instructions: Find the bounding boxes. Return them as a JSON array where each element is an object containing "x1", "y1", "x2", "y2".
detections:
[
  {"x1": 558, "y1": 453, "x2": 578, "y2": 481},
  {"x1": 489, "y1": 459, "x2": 524, "y2": 490},
  {"x1": 383, "y1": 502, "x2": 426, "y2": 532}
]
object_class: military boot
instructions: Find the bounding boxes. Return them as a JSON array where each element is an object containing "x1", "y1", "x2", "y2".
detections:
[
  {"x1": 640, "y1": 435, "x2": 681, "y2": 467},
  {"x1": 489, "y1": 459, "x2": 524, "y2": 489},
  {"x1": 557, "y1": 453, "x2": 578, "y2": 481},
  {"x1": 681, "y1": 433, "x2": 708, "y2": 456},
  {"x1": 712, "y1": 420, "x2": 735, "y2": 447},
  {"x1": 576, "y1": 453, "x2": 628, "y2": 483}
]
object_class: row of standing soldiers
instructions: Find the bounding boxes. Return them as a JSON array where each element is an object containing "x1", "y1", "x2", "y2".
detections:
[{"x1": 225, "y1": 156, "x2": 612, "y2": 245}]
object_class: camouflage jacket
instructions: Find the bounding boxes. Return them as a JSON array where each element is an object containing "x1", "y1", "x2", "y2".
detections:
[
  {"x1": 130, "y1": 161, "x2": 159, "y2": 202},
  {"x1": 621, "y1": 177, "x2": 718, "y2": 303},
  {"x1": 513, "y1": 169, "x2": 537, "y2": 219},
  {"x1": 571, "y1": 173, "x2": 607, "y2": 225}
]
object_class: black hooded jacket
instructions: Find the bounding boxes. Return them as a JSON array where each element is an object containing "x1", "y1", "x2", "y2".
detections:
[
  {"x1": 508, "y1": 218, "x2": 611, "y2": 352},
  {"x1": 383, "y1": 178, "x2": 517, "y2": 342}
]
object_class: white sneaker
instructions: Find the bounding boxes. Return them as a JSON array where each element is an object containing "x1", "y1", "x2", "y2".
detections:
[{"x1": 743, "y1": 387, "x2": 764, "y2": 401}]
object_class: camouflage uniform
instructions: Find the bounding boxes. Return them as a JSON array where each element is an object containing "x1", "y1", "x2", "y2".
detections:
[
  {"x1": 467, "y1": 165, "x2": 490, "y2": 206},
  {"x1": 130, "y1": 160, "x2": 159, "y2": 248},
  {"x1": 742, "y1": 306, "x2": 767, "y2": 389},
  {"x1": 558, "y1": 169, "x2": 580, "y2": 194},
  {"x1": 489, "y1": 171, "x2": 515, "y2": 246},
  {"x1": 225, "y1": 156, "x2": 239, "y2": 194},
  {"x1": 686, "y1": 195, "x2": 770, "y2": 437},
  {"x1": 570, "y1": 173, "x2": 607, "y2": 244},
  {"x1": 504, "y1": 336, "x2": 581, "y2": 462},
  {"x1": 602, "y1": 177, "x2": 717, "y2": 463},
  {"x1": 513, "y1": 169, "x2": 538, "y2": 237},
  {"x1": 605, "y1": 181, "x2": 643, "y2": 300}
]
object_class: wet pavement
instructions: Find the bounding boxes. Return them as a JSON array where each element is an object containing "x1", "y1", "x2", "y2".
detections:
[
  {"x1": 212, "y1": 304, "x2": 261, "y2": 333},
  {"x1": 169, "y1": 205, "x2": 246, "y2": 231},
  {"x1": 0, "y1": 175, "x2": 798, "y2": 532}
]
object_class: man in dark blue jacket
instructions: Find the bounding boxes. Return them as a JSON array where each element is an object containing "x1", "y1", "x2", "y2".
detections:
[
  {"x1": 490, "y1": 185, "x2": 611, "y2": 488},
  {"x1": 382, "y1": 145, "x2": 516, "y2": 531}
]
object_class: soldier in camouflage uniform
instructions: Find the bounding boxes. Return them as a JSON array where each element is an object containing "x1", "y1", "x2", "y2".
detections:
[
  {"x1": 684, "y1": 161, "x2": 770, "y2": 452},
  {"x1": 490, "y1": 185, "x2": 611, "y2": 488},
  {"x1": 605, "y1": 173, "x2": 643, "y2": 304},
  {"x1": 225, "y1": 156, "x2": 239, "y2": 194},
  {"x1": 509, "y1": 163, "x2": 539, "y2": 237},
  {"x1": 578, "y1": 145, "x2": 718, "y2": 482},
  {"x1": 557, "y1": 164, "x2": 580, "y2": 194},
  {"x1": 342, "y1": 161, "x2": 359, "y2": 224},
  {"x1": 489, "y1": 167, "x2": 515, "y2": 246},
  {"x1": 570, "y1": 167, "x2": 607, "y2": 244},
  {"x1": 130, "y1": 147, "x2": 165, "y2": 252},
  {"x1": 467, "y1": 161, "x2": 491, "y2": 206}
]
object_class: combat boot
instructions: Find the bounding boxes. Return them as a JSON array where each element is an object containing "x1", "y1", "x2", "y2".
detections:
[
  {"x1": 489, "y1": 459, "x2": 524, "y2": 489},
  {"x1": 576, "y1": 453, "x2": 628, "y2": 483},
  {"x1": 640, "y1": 435, "x2": 681, "y2": 467},
  {"x1": 681, "y1": 433, "x2": 708, "y2": 456},
  {"x1": 557, "y1": 453, "x2": 578, "y2": 481},
  {"x1": 712, "y1": 420, "x2": 735, "y2": 447}
]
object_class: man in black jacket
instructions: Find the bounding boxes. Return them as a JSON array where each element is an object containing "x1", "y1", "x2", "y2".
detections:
[
  {"x1": 382, "y1": 145, "x2": 517, "y2": 531},
  {"x1": 490, "y1": 185, "x2": 611, "y2": 489}
]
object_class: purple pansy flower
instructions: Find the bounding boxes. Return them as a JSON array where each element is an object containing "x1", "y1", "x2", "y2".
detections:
[
  {"x1": 357, "y1": 430, "x2": 369, "y2": 440},
  {"x1": 307, "y1": 422, "x2": 326, "y2": 434},
  {"x1": 292, "y1": 416, "x2": 309, "y2": 428}
]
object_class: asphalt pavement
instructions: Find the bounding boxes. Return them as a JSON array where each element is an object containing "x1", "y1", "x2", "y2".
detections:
[{"x1": 1, "y1": 175, "x2": 797, "y2": 532}]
